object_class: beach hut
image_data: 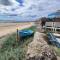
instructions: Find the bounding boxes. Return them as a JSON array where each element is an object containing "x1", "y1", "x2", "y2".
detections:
[{"x1": 47, "y1": 10, "x2": 60, "y2": 32}]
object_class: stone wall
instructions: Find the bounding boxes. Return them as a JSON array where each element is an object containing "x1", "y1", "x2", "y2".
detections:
[{"x1": 26, "y1": 32, "x2": 57, "y2": 60}]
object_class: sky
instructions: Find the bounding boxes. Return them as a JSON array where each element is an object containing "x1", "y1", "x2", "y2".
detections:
[{"x1": 0, "y1": 0, "x2": 60, "y2": 21}]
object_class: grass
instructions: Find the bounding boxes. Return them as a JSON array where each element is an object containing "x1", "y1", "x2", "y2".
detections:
[
  {"x1": 0, "y1": 26, "x2": 36, "y2": 60},
  {"x1": 54, "y1": 47, "x2": 60, "y2": 56},
  {"x1": 22, "y1": 26, "x2": 36, "y2": 32},
  {"x1": 50, "y1": 46, "x2": 60, "y2": 57}
]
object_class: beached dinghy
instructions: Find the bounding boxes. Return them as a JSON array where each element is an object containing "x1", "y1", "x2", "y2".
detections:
[{"x1": 19, "y1": 30, "x2": 34, "y2": 38}]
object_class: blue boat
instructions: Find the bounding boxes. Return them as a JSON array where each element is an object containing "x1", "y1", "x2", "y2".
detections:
[
  {"x1": 47, "y1": 32, "x2": 60, "y2": 48},
  {"x1": 19, "y1": 30, "x2": 34, "y2": 37}
]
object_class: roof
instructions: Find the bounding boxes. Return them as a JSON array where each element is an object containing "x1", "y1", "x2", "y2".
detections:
[
  {"x1": 48, "y1": 10, "x2": 60, "y2": 18},
  {"x1": 35, "y1": 17, "x2": 60, "y2": 22}
]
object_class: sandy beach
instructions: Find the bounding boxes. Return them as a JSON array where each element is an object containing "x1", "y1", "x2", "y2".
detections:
[{"x1": 0, "y1": 22, "x2": 33, "y2": 38}]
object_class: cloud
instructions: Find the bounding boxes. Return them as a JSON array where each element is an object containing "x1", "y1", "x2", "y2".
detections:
[
  {"x1": 0, "y1": 0, "x2": 60, "y2": 21},
  {"x1": 20, "y1": 0, "x2": 60, "y2": 19},
  {"x1": 0, "y1": 0, "x2": 19, "y2": 5},
  {"x1": 0, "y1": 0, "x2": 31, "y2": 14},
  {"x1": 0, "y1": 0, "x2": 12, "y2": 5}
]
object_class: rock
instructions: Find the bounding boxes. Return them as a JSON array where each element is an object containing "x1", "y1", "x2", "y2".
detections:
[{"x1": 26, "y1": 32, "x2": 57, "y2": 60}]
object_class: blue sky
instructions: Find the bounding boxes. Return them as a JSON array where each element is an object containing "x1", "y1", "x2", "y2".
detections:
[{"x1": 0, "y1": 0, "x2": 60, "y2": 21}]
